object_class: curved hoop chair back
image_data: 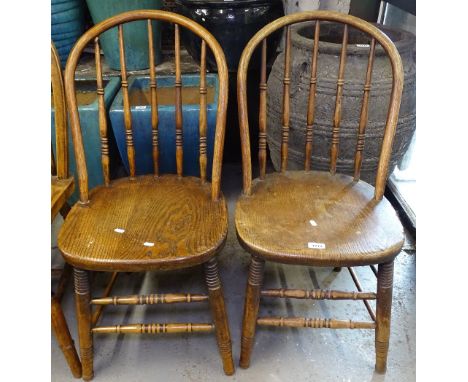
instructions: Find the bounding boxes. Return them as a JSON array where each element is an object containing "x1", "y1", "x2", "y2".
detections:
[
  {"x1": 237, "y1": 11, "x2": 404, "y2": 200},
  {"x1": 64, "y1": 10, "x2": 229, "y2": 203}
]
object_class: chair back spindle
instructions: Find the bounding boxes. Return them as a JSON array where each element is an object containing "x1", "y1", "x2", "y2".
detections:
[
  {"x1": 237, "y1": 12, "x2": 404, "y2": 200},
  {"x1": 64, "y1": 11, "x2": 229, "y2": 203},
  {"x1": 174, "y1": 24, "x2": 184, "y2": 177},
  {"x1": 51, "y1": 43, "x2": 68, "y2": 180},
  {"x1": 280, "y1": 26, "x2": 292, "y2": 172},
  {"x1": 258, "y1": 39, "x2": 268, "y2": 179},
  {"x1": 304, "y1": 21, "x2": 320, "y2": 171},
  {"x1": 94, "y1": 37, "x2": 110, "y2": 186},
  {"x1": 353, "y1": 38, "x2": 376, "y2": 180},
  {"x1": 199, "y1": 40, "x2": 208, "y2": 183},
  {"x1": 147, "y1": 20, "x2": 160, "y2": 177},
  {"x1": 330, "y1": 24, "x2": 348, "y2": 175},
  {"x1": 118, "y1": 24, "x2": 136, "y2": 179}
]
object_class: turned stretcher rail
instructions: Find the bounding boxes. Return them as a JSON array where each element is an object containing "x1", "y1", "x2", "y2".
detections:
[
  {"x1": 92, "y1": 323, "x2": 215, "y2": 334},
  {"x1": 261, "y1": 288, "x2": 376, "y2": 300},
  {"x1": 91, "y1": 293, "x2": 209, "y2": 305},
  {"x1": 257, "y1": 316, "x2": 376, "y2": 329}
]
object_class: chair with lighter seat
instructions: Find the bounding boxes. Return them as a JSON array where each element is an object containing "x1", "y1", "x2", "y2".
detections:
[{"x1": 58, "y1": 10, "x2": 234, "y2": 380}]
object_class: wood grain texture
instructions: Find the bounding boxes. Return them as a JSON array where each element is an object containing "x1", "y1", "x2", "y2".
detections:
[
  {"x1": 51, "y1": 176, "x2": 74, "y2": 221},
  {"x1": 91, "y1": 293, "x2": 208, "y2": 305},
  {"x1": 92, "y1": 323, "x2": 214, "y2": 334},
  {"x1": 261, "y1": 288, "x2": 376, "y2": 300},
  {"x1": 258, "y1": 39, "x2": 267, "y2": 179},
  {"x1": 235, "y1": 171, "x2": 404, "y2": 267},
  {"x1": 58, "y1": 175, "x2": 228, "y2": 272},
  {"x1": 175, "y1": 24, "x2": 184, "y2": 177},
  {"x1": 237, "y1": 11, "x2": 404, "y2": 198},
  {"x1": 257, "y1": 317, "x2": 376, "y2": 329}
]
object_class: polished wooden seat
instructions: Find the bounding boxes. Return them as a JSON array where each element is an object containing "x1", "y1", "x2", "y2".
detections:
[
  {"x1": 59, "y1": 175, "x2": 227, "y2": 272},
  {"x1": 236, "y1": 11, "x2": 405, "y2": 375},
  {"x1": 59, "y1": 10, "x2": 233, "y2": 380},
  {"x1": 51, "y1": 42, "x2": 81, "y2": 379},
  {"x1": 236, "y1": 171, "x2": 403, "y2": 266}
]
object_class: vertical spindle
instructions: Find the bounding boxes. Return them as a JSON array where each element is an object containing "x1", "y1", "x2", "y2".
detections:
[
  {"x1": 174, "y1": 24, "x2": 183, "y2": 177},
  {"x1": 304, "y1": 21, "x2": 320, "y2": 171},
  {"x1": 118, "y1": 24, "x2": 136, "y2": 178},
  {"x1": 258, "y1": 39, "x2": 267, "y2": 179},
  {"x1": 94, "y1": 37, "x2": 110, "y2": 186},
  {"x1": 199, "y1": 40, "x2": 208, "y2": 183},
  {"x1": 330, "y1": 24, "x2": 348, "y2": 175},
  {"x1": 281, "y1": 26, "x2": 291, "y2": 172},
  {"x1": 353, "y1": 38, "x2": 376, "y2": 180},
  {"x1": 147, "y1": 20, "x2": 160, "y2": 177}
]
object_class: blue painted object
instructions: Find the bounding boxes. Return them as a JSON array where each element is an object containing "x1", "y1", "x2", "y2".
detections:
[
  {"x1": 109, "y1": 74, "x2": 219, "y2": 178},
  {"x1": 85, "y1": 0, "x2": 163, "y2": 70},
  {"x1": 52, "y1": 77, "x2": 121, "y2": 203},
  {"x1": 51, "y1": 0, "x2": 86, "y2": 66}
]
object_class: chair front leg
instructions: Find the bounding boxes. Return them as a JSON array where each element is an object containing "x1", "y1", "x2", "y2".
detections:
[
  {"x1": 375, "y1": 260, "x2": 394, "y2": 373},
  {"x1": 204, "y1": 258, "x2": 235, "y2": 375},
  {"x1": 239, "y1": 256, "x2": 265, "y2": 369},
  {"x1": 73, "y1": 268, "x2": 94, "y2": 381}
]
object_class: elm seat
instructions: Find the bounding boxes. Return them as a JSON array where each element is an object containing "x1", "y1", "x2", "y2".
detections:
[
  {"x1": 58, "y1": 175, "x2": 228, "y2": 272},
  {"x1": 236, "y1": 171, "x2": 404, "y2": 267}
]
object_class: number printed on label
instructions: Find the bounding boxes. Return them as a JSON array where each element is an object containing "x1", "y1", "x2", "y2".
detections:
[{"x1": 308, "y1": 242, "x2": 326, "y2": 249}]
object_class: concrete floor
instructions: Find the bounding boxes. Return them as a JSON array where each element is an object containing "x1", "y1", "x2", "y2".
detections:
[{"x1": 52, "y1": 164, "x2": 416, "y2": 382}]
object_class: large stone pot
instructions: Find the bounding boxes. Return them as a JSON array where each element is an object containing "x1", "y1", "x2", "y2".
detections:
[
  {"x1": 266, "y1": 22, "x2": 416, "y2": 184},
  {"x1": 175, "y1": 0, "x2": 284, "y2": 71}
]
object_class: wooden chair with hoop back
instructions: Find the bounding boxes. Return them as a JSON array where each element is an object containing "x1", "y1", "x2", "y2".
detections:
[
  {"x1": 58, "y1": 10, "x2": 234, "y2": 380},
  {"x1": 51, "y1": 41, "x2": 81, "y2": 378},
  {"x1": 236, "y1": 11, "x2": 405, "y2": 374}
]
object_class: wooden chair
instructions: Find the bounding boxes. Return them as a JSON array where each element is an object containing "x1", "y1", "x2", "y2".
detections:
[
  {"x1": 236, "y1": 11, "x2": 405, "y2": 374},
  {"x1": 58, "y1": 10, "x2": 234, "y2": 380},
  {"x1": 51, "y1": 42, "x2": 81, "y2": 378}
]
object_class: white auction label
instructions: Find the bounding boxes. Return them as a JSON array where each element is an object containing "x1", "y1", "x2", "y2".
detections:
[{"x1": 308, "y1": 242, "x2": 326, "y2": 249}]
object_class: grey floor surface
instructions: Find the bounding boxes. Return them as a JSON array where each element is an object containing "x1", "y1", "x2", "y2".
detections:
[{"x1": 52, "y1": 164, "x2": 416, "y2": 382}]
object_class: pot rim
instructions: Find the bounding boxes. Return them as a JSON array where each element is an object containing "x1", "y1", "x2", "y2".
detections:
[
  {"x1": 291, "y1": 22, "x2": 415, "y2": 56},
  {"x1": 175, "y1": 0, "x2": 282, "y2": 8}
]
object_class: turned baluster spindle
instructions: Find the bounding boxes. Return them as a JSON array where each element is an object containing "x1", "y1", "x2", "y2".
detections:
[
  {"x1": 199, "y1": 40, "x2": 208, "y2": 183},
  {"x1": 118, "y1": 24, "x2": 136, "y2": 178},
  {"x1": 280, "y1": 26, "x2": 292, "y2": 172},
  {"x1": 94, "y1": 37, "x2": 110, "y2": 186},
  {"x1": 258, "y1": 39, "x2": 268, "y2": 179},
  {"x1": 305, "y1": 21, "x2": 320, "y2": 171},
  {"x1": 330, "y1": 24, "x2": 348, "y2": 175},
  {"x1": 147, "y1": 20, "x2": 160, "y2": 177},
  {"x1": 174, "y1": 24, "x2": 183, "y2": 177},
  {"x1": 354, "y1": 38, "x2": 376, "y2": 180}
]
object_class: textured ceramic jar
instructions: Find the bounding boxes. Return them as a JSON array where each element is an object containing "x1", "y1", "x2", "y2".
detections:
[{"x1": 266, "y1": 22, "x2": 416, "y2": 184}]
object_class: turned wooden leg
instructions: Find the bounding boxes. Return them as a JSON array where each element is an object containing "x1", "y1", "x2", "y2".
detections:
[
  {"x1": 204, "y1": 258, "x2": 235, "y2": 376},
  {"x1": 239, "y1": 256, "x2": 265, "y2": 369},
  {"x1": 375, "y1": 261, "x2": 394, "y2": 373},
  {"x1": 74, "y1": 268, "x2": 94, "y2": 381},
  {"x1": 52, "y1": 296, "x2": 82, "y2": 378}
]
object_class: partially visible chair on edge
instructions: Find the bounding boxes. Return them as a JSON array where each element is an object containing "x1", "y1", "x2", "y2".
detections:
[
  {"x1": 51, "y1": 41, "x2": 81, "y2": 378},
  {"x1": 57, "y1": 10, "x2": 234, "y2": 380},
  {"x1": 236, "y1": 11, "x2": 405, "y2": 374}
]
